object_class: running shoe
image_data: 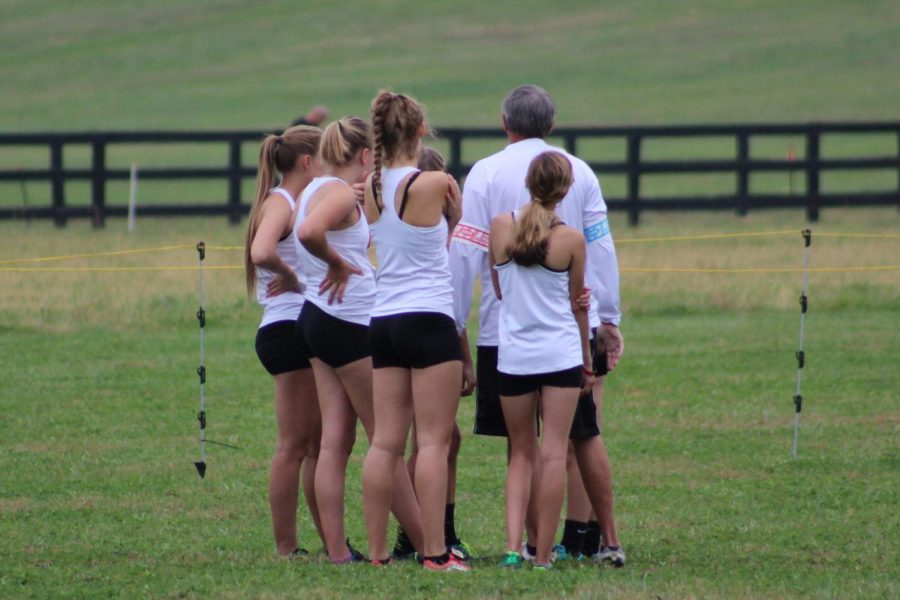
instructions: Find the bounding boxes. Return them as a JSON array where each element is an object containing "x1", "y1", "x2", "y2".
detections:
[
  {"x1": 370, "y1": 558, "x2": 392, "y2": 566},
  {"x1": 520, "y1": 542, "x2": 536, "y2": 563},
  {"x1": 422, "y1": 554, "x2": 471, "y2": 572},
  {"x1": 449, "y1": 540, "x2": 474, "y2": 561},
  {"x1": 532, "y1": 562, "x2": 553, "y2": 571},
  {"x1": 592, "y1": 545, "x2": 626, "y2": 568},
  {"x1": 392, "y1": 529, "x2": 417, "y2": 560},
  {"x1": 345, "y1": 538, "x2": 367, "y2": 562},
  {"x1": 499, "y1": 551, "x2": 524, "y2": 569},
  {"x1": 288, "y1": 547, "x2": 309, "y2": 558},
  {"x1": 551, "y1": 544, "x2": 577, "y2": 562}
]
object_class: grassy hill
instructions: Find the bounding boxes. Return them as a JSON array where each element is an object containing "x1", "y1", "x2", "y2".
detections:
[{"x1": 1, "y1": 0, "x2": 899, "y2": 131}]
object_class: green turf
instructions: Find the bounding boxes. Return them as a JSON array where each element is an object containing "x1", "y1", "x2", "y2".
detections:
[{"x1": 1, "y1": 209, "x2": 898, "y2": 598}]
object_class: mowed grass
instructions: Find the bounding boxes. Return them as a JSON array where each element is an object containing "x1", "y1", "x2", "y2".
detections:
[{"x1": 1, "y1": 209, "x2": 898, "y2": 598}]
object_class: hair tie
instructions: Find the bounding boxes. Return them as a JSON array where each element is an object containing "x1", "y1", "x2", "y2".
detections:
[
  {"x1": 337, "y1": 120, "x2": 345, "y2": 135},
  {"x1": 276, "y1": 136, "x2": 284, "y2": 144}
]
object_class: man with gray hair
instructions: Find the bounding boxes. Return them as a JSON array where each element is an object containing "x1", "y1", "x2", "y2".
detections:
[{"x1": 449, "y1": 84, "x2": 625, "y2": 567}]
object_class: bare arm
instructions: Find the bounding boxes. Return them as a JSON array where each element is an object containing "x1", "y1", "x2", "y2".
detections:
[
  {"x1": 250, "y1": 195, "x2": 301, "y2": 296},
  {"x1": 567, "y1": 232, "x2": 594, "y2": 393},
  {"x1": 459, "y1": 327, "x2": 476, "y2": 396},
  {"x1": 297, "y1": 185, "x2": 362, "y2": 304}
]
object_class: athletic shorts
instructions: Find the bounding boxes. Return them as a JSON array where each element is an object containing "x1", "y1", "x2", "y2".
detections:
[
  {"x1": 255, "y1": 319, "x2": 310, "y2": 375},
  {"x1": 497, "y1": 365, "x2": 583, "y2": 396},
  {"x1": 474, "y1": 335, "x2": 604, "y2": 440},
  {"x1": 369, "y1": 312, "x2": 462, "y2": 369},
  {"x1": 300, "y1": 301, "x2": 371, "y2": 368}
]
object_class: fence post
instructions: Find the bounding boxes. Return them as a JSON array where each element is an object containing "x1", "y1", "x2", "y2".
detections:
[
  {"x1": 563, "y1": 133, "x2": 577, "y2": 155},
  {"x1": 228, "y1": 139, "x2": 242, "y2": 224},
  {"x1": 736, "y1": 132, "x2": 750, "y2": 216},
  {"x1": 91, "y1": 140, "x2": 106, "y2": 228},
  {"x1": 805, "y1": 128, "x2": 820, "y2": 222},
  {"x1": 50, "y1": 140, "x2": 66, "y2": 227},
  {"x1": 447, "y1": 132, "x2": 462, "y2": 181},
  {"x1": 626, "y1": 133, "x2": 642, "y2": 226}
]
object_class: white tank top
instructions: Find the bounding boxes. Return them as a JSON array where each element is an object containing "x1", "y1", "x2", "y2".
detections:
[
  {"x1": 370, "y1": 166, "x2": 454, "y2": 320},
  {"x1": 495, "y1": 222, "x2": 582, "y2": 375},
  {"x1": 295, "y1": 176, "x2": 376, "y2": 325},
  {"x1": 256, "y1": 187, "x2": 305, "y2": 328}
]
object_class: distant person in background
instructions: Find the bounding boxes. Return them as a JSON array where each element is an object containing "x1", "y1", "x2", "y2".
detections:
[
  {"x1": 490, "y1": 151, "x2": 593, "y2": 569},
  {"x1": 245, "y1": 124, "x2": 325, "y2": 557},
  {"x1": 449, "y1": 84, "x2": 625, "y2": 567},
  {"x1": 292, "y1": 105, "x2": 330, "y2": 127},
  {"x1": 390, "y1": 146, "x2": 475, "y2": 562},
  {"x1": 296, "y1": 117, "x2": 424, "y2": 564}
]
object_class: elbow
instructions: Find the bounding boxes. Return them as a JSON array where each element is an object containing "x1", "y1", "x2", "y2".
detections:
[
  {"x1": 297, "y1": 222, "x2": 319, "y2": 248},
  {"x1": 249, "y1": 244, "x2": 274, "y2": 267}
]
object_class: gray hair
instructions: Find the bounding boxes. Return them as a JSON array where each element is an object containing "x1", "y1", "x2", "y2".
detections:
[{"x1": 501, "y1": 85, "x2": 556, "y2": 139}]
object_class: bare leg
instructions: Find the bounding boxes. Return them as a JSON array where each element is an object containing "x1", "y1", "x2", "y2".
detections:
[
  {"x1": 411, "y1": 360, "x2": 462, "y2": 557},
  {"x1": 565, "y1": 441, "x2": 592, "y2": 522},
  {"x1": 269, "y1": 368, "x2": 320, "y2": 555},
  {"x1": 338, "y1": 357, "x2": 424, "y2": 554},
  {"x1": 310, "y1": 358, "x2": 357, "y2": 561},
  {"x1": 500, "y1": 391, "x2": 538, "y2": 553},
  {"x1": 572, "y1": 376, "x2": 620, "y2": 548},
  {"x1": 362, "y1": 367, "x2": 414, "y2": 561},
  {"x1": 302, "y1": 425, "x2": 326, "y2": 547},
  {"x1": 533, "y1": 386, "x2": 580, "y2": 565},
  {"x1": 447, "y1": 423, "x2": 461, "y2": 503}
]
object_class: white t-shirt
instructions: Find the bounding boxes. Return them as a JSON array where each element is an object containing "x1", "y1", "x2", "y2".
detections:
[{"x1": 449, "y1": 138, "x2": 621, "y2": 346}]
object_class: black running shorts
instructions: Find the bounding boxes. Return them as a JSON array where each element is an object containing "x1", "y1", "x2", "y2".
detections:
[
  {"x1": 300, "y1": 301, "x2": 371, "y2": 368},
  {"x1": 369, "y1": 312, "x2": 462, "y2": 369},
  {"x1": 255, "y1": 319, "x2": 311, "y2": 375},
  {"x1": 475, "y1": 333, "x2": 604, "y2": 440}
]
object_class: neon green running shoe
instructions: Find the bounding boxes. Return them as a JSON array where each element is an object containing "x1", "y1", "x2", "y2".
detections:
[
  {"x1": 499, "y1": 551, "x2": 524, "y2": 569},
  {"x1": 449, "y1": 540, "x2": 475, "y2": 561}
]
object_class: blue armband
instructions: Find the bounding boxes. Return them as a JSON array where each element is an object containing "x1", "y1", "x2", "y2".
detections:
[{"x1": 583, "y1": 219, "x2": 610, "y2": 243}]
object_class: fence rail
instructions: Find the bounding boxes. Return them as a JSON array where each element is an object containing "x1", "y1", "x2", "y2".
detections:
[{"x1": 1, "y1": 122, "x2": 897, "y2": 226}]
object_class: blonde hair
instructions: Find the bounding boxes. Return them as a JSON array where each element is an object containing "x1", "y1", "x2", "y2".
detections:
[
  {"x1": 319, "y1": 117, "x2": 372, "y2": 168},
  {"x1": 508, "y1": 152, "x2": 574, "y2": 266},
  {"x1": 418, "y1": 146, "x2": 446, "y2": 172},
  {"x1": 370, "y1": 90, "x2": 427, "y2": 209},
  {"x1": 244, "y1": 125, "x2": 322, "y2": 296}
]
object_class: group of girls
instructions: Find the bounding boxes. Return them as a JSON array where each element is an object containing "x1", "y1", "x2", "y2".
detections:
[{"x1": 246, "y1": 91, "x2": 594, "y2": 571}]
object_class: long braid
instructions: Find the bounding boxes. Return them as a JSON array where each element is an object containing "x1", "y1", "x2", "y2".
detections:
[{"x1": 371, "y1": 97, "x2": 388, "y2": 211}]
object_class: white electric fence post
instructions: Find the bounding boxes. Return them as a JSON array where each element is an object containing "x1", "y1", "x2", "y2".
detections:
[
  {"x1": 195, "y1": 242, "x2": 208, "y2": 478},
  {"x1": 793, "y1": 229, "x2": 811, "y2": 458},
  {"x1": 127, "y1": 163, "x2": 138, "y2": 232}
]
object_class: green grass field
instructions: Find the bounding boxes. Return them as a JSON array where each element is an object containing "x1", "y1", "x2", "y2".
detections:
[
  {"x1": 1, "y1": 209, "x2": 898, "y2": 599},
  {"x1": 2, "y1": 1, "x2": 899, "y2": 598}
]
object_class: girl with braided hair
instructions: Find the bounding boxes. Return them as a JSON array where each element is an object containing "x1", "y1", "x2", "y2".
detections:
[
  {"x1": 360, "y1": 91, "x2": 469, "y2": 571},
  {"x1": 245, "y1": 125, "x2": 325, "y2": 557}
]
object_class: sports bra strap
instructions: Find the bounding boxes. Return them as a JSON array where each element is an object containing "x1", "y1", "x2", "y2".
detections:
[{"x1": 397, "y1": 171, "x2": 422, "y2": 220}]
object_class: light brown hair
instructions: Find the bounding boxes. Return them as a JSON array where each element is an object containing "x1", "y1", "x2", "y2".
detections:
[
  {"x1": 418, "y1": 146, "x2": 446, "y2": 172},
  {"x1": 370, "y1": 90, "x2": 427, "y2": 209},
  {"x1": 508, "y1": 151, "x2": 574, "y2": 266},
  {"x1": 244, "y1": 125, "x2": 322, "y2": 296},
  {"x1": 319, "y1": 117, "x2": 372, "y2": 168}
]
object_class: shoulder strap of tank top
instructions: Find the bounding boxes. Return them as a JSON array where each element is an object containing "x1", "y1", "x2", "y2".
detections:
[
  {"x1": 270, "y1": 187, "x2": 295, "y2": 210},
  {"x1": 397, "y1": 171, "x2": 422, "y2": 220}
]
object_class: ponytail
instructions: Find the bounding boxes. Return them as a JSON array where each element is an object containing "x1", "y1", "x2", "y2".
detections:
[
  {"x1": 245, "y1": 125, "x2": 322, "y2": 296},
  {"x1": 319, "y1": 117, "x2": 372, "y2": 169},
  {"x1": 508, "y1": 152, "x2": 574, "y2": 266}
]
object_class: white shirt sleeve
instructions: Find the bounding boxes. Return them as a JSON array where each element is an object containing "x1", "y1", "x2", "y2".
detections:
[
  {"x1": 449, "y1": 163, "x2": 491, "y2": 334},
  {"x1": 580, "y1": 170, "x2": 622, "y2": 326}
]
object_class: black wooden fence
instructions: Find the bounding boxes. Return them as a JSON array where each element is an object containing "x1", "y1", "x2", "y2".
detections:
[{"x1": 0, "y1": 122, "x2": 897, "y2": 227}]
